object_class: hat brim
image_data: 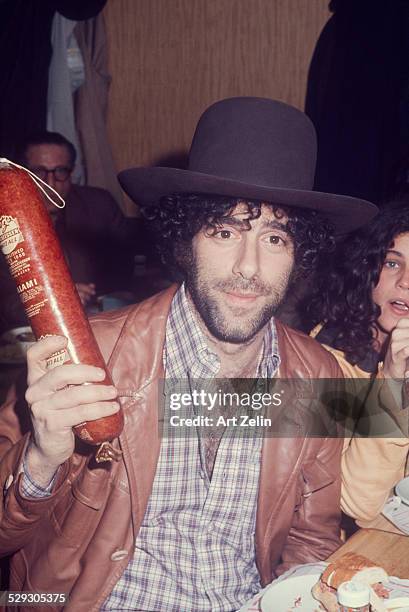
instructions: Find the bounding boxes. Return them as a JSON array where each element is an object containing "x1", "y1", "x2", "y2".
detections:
[{"x1": 118, "y1": 167, "x2": 378, "y2": 234}]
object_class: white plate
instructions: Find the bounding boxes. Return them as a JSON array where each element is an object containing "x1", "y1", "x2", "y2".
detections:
[
  {"x1": 260, "y1": 574, "x2": 321, "y2": 611},
  {"x1": 259, "y1": 573, "x2": 409, "y2": 612},
  {"x1": 396, "y1": 477, "x2": 409, "y2": 506}
]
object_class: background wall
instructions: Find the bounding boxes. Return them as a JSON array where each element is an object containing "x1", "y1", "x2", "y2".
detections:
[{"x1": 104, "y1": 0, "x2": 330, "y2": 212}]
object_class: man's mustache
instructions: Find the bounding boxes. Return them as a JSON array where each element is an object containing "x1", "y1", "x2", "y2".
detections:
[{"x1": 215, "y1": 278, "x2": 272, "y2": 295}]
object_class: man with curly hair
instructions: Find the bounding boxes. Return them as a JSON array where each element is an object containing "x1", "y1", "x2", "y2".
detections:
[{"x1": 0, "y1": 98, "x2": 377, "y2": 611}]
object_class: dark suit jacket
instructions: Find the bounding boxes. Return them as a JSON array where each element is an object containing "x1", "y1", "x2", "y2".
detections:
[{"x1": 56, "y1": 185, "x2": 135, "y2": 292}]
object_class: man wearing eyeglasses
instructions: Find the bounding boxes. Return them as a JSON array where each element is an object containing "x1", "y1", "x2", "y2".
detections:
[
  {"x1": 23, "y1": 133, "x2": 75, "y2": 203},
  {"x1": 21, "y1": 131, "x2": 136, "y2": 307},
  {"x1": 22, "y1": 133, "x2": 95, "y2": 306}
]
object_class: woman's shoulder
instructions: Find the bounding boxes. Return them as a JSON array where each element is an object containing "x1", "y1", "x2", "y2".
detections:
[{"x1": 310, "y1": 323, "x2": 371, "y2": 379}]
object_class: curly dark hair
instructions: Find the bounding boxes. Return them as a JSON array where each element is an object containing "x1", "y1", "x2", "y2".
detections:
[
  {"x1": 309, "y1": 204, "x2": 409, "y2": 365},
  {"x1": 142, "y1": 193, "x2": 335, "y2": 280}
]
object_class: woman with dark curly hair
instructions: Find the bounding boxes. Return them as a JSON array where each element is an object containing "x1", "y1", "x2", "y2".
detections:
[
  {"x1": 311, "y1": 205, "x2": 409, "y2": 373},
  {"x1": 309, "y1": 205, "x2": 409, "y2": 530}
]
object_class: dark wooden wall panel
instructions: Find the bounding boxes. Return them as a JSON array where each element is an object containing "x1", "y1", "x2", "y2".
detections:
[{"x1": 104, "y1": 0, "x2": 330, "y2": 212}]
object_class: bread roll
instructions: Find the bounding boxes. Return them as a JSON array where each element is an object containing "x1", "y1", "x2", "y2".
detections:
[{"x1": 311, "y1": 553, "x2": 389, "y2": 611}]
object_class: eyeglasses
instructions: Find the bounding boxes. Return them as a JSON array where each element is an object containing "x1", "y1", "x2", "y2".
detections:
[{"x1": 29, "y1": 166, "x2": 72, "y2": 182}]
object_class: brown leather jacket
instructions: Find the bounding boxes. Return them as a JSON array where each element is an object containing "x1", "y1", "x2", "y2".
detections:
[{"x1": 0, "y1": 287, "x2": 343, "y2": 612}]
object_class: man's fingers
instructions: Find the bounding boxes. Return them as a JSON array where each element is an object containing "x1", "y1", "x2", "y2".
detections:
[
  {"x1": 76, "y1": 283, "x2": 96, "y2": 296},
  {"x1": 25, "y1": 363, "x2": 107, "y2": 405},
  {"x1": 75, "y1": 283, "x2": 96, "y2": 306},
  {"x1": 26, "y1": 335, "x2": 68, "y2": 383},
  {"x1": 27, "y1": 334, "x2": 67, "y2": 363},
  {"x1": 28, "y1": 381, "x2": 117, "y2": 411},
  {"x1": 63, "y1": 401, "x2": 120, "y2": 427},
  {"x1": 31, "y1": 400, "x2": 120, "y2": 431}
]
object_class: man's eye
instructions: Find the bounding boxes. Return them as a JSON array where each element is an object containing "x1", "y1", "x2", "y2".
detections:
[
  {"x1": 268, "y1": 234, "x2": 284, "y2": 245},
  {"x1": 216, "y1": 230, "x2": 233, "y2": 239}
]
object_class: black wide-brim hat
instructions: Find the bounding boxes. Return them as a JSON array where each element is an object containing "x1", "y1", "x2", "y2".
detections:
[{"x1": 119, "y1": 97, "x2": 378, "y2": 233}]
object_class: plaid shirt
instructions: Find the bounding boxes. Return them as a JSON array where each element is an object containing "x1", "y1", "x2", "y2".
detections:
[
  {"x1": 20, "y1": 455, "x2": 58, "y2": 498},
  {"x1": 102, "y1": 285, "x2": 280, "y2": 612}
]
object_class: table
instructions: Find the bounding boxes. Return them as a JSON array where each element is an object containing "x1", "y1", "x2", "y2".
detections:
[{"x1": 327, "y1": 528, "x2": 409, "y2": 578}]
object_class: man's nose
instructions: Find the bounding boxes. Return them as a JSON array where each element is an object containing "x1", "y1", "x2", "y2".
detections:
[
  {"x1": 44, "y1": 171, "x2": 64, "y2": 198},
  {"x1": 44, "y1": 171, "x2": 57, "y2": 191},
  {"x1": 232, "y1": 238, "x2": 259, "y2": 280}
]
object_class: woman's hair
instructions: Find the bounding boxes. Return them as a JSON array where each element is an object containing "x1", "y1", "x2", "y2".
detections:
[
  {"x1": 142, "y1": 193, "x2": 335, "y2": 279},
  {"x1": 309, "y1": 204, "x2": 409, "y2": 364}
]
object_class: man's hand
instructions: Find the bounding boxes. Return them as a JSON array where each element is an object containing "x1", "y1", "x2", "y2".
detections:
[
  {"x1": 75, "y1": 282, "x2": 96, "y2": 306},
  {"x1": 383, "y1": 318, "x2": 409, "y2": 380},
  {"x1": 24, "y1": 335, "x2": 119, "y2": 487}
]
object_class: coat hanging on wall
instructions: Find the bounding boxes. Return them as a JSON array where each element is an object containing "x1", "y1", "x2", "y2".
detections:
[{"x1": 0, "y1": 0, "x2": 107, "y2": 161}]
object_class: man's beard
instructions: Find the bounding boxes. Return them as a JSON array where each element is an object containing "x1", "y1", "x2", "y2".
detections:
[{"x1": 185, "y1": 258, "x2": 294, "y2": 344}]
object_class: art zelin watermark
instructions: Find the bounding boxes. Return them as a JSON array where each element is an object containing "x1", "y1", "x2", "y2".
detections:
[{"x1": 158, "y1": 377, "x2": 409, "y2": 439}]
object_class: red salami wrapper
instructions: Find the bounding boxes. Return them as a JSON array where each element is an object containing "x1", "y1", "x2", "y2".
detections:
[{"x1": 0, "y1": 162, "x2": 123, "y2": 462}]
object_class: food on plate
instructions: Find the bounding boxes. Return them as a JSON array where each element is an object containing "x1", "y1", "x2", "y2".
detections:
[{"x1": 311, "y1": 553, "x2": 390, "y2": 611}]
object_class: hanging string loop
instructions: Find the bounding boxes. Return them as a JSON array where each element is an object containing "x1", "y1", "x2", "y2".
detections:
[{"x1": 0, "y1": 157, "x2": 65, "y2": 209}]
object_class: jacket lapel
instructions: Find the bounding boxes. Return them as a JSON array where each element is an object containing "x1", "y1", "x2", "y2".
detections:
[
  {"x1": 107, "y1": 287, "x2": 178, "y2": 537},
  {"x1": 255, "y1": 320, "x2": 309, "y2": 581},
  {"x1": 256, "y1": 436, "x2": 306, "y2": 581}
]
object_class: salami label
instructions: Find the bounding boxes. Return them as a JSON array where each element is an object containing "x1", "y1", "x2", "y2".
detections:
[
  {"x1": 0, "y1": 215, "x2": 24, "y2": 255},
  {"x1": 46, "y1": 348, "x2": 70, "y2": 369}
]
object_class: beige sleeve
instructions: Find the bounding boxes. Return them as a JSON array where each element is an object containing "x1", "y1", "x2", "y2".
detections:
[
  {"x1": 316, "y1": 342, "x2": 409, "y2": 525},
  {"x1": 341, "y1": 436, "x2": 408, "y2": 525}
]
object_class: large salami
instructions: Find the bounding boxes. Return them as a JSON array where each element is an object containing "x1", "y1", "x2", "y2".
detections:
[{"x1": 0, "y1": 161, "x2": 123, "y2": 462}]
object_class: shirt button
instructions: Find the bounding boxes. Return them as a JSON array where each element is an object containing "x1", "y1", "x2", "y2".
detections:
[{"x1": 110, "y1": 549, "x2": 128, "y2": 561}]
